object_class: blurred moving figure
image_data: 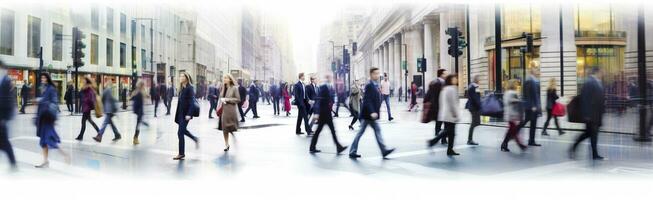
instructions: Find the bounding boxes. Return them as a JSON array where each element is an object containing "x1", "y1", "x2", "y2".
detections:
[
  {"x1": 309, "y1": 74, "x2": 347, "y2": 154},
  {"x1": 427, "y1": 69, "x2": 448, "y2": 147},
  {"x1": 237, "y1": 80, "x2": 247, "y2": 122},
  {"x1": 75, "y1": 77, "x2": 100, "y2": 141},
  {"x1": 173, "y1": 72, "x2": 199, "y2": 160},
  {"x1": 35, "y1": 72, "x2": 70, "y2": 168},
  {"x1": 517, "y1": 67, "x2": 542, "y2": 147},
  {"x1": 571, "y1": 67, "x2": 606, "y2": 160},
  {"x1": 541, "y1": 78, "x2": 565, "y2": 136},
  {"x1": 93, "y1": 81, "x2": 122, "y2": 142},
  {"x1": 379, "y1": 73, "x2": 394, "y2": 121},
  {"x1": 244, "y1": 80, "x2": 260, "y2": 118},
  {"x1": 305, "y1": 76, "x2": 318, "y2": 127},
  {"x1": 219, "y1": 74, "x2": 240, "y2": 152},
  {"x1": 270, "y1": 82, "x2": 281, "y2": 115},
  {"x1": 464, "y1": 75, "x2": 482, "y2": 145},
  {"x1": 150, "y1": 82, "x2": 160, "y2": 117},
  {"x1": 282, "y1": 82, "x2": 292, "y2": 116},
  {"x1": 408, "y1": 81, "x2": 418, "y2": 111},
  {"x1": 348, "y1": 79, "x2": 362, "y2": 130},
  {"x1": 121, "y1": 87, "x2": 128, "y2": 110},
  {"x1": 501, "y1": 80, "x2": 527, "y2": 152},
  {"x1": 427, "y1": 74, "x2": 461, "y2": 156},
  {"x1": 19, "y1": 80, "x2": 30, "y2": 114},
  {"x1": 349, "y1": 68, "x2": 395, "y2": 159},
  {"x1": 64, "y1": 84, "x2": 74, "y2": 113},
  {"x1": 131, "y1": 80, "x2": 149, "y2": 145},
  {"x1": 208, "y1": 81, "x2": 219, "y2": 119},
  {"x1": 0, "y1": 60, "x2": 17, "y2": 169},
  {"x1": 160, "y1": 82, "x2": 168, "y2": 115},
  {"x1": 165, "y1": 81, "x2": 174, "y2": 115}
]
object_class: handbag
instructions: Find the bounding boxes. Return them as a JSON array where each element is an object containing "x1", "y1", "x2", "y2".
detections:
[
  {"x1": 551, "y1": 102, "x2": 566, "y2": 117},
  {"x1": 242, "y1": 99, "x2": 249, "y2": 110},
  {"x1": 216, "y1": 103, "x2": 223, "y2": 117},
  {"x1": 480, "y1": 93, "x2": 503, "y2": 117},
  {"x1": 420, "y1": 102, "x2": 432, "y2": 123},
  {"x1": 190, "y1": 97, "x2": 200, "y2": 117},
  {"x1": 567, "y1": 96, "x2": 583, "y2": 123},
  {"x1": 94, "y1": 94, "x2": 104, "y2": 118}
]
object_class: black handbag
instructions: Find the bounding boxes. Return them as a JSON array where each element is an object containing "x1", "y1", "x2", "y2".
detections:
[
  {"x1": 190, "y1": 97, "x2": 200, "y2": 117},
  {"x1": 567, "y1": 95, "x2": 583, "y2": 123}
]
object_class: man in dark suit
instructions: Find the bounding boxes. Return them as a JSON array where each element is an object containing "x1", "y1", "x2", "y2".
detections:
[
  {"x1": 19, "y1": 81, "x2": 30, "y2": 114},
  {"x1": 305, "y1": 76, "x2": 318, "y2": 126},
  {"x1": 309, "y1": 74, "x2": 347, "y2": 154},
  {"x1": 238, "y1": 80, "x2": 247, "y2": 122},
  {"x1": 518, "y1": 67, "x2": 542, "y2": 146},
  {"x1": 207, "y1": 81, "x2": 219, "y2": 119},
  {"x1": 165, "y1": 81, "x2": 174, "y2": 115},
  {"x1": 150, "y1": 82, "x2": 161, "y2": 117},
  {"x1": 294, "y1": 73, "x2": 312, "y2": 135},
  {"x1": 160, "y1": 83, "x2": 168, "y2": 113},
  {"x1": 349, "y1": 68, "x2": 395, "y2": 159},
  {"x1": 465, "y1": 75, "x2": 482, "y2": 145},
  {"x1": 427, "y1": 69, "x2": 448, "y2": 147},
  {"x1": 270, "y1": 82, "x2": 281, "y2": 115},
  {"x1": 244, "y1": 80, "x2": 260, "y2": 118},
  {"x1": 0, "y1": 60, "x2": 17, "y2": 169},
  {"x1": 571, "y1": 67, "x2": 606, "y2": 160}
]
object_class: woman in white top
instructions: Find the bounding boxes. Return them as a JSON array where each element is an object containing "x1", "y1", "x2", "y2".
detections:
[
  {"x1": 501, "y1": 80, "x2": 527, "y2": 152},
  {"x1": 428, "y1": 74, "x2": 460, "y2": 156}
]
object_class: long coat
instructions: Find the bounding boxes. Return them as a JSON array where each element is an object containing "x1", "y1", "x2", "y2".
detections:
[
  {"x1": 175, "y1": 85, "x2": 195, "y2": 124},
  {"x1": 221, "y1": 85, "x2": 241, "y2": 132},
  {"x1": 349, "y1": 83, "x2": 361, "y2": 113}
]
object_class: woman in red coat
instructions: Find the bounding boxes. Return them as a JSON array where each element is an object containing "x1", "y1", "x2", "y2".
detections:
[{"x1": 282, "y1": 83, "x2": 291, "y2": 116}]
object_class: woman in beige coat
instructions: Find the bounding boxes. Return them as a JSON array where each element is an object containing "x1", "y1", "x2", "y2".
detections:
[{"x1": 220, "y1": 74, "x2": 241, "y2": 151}]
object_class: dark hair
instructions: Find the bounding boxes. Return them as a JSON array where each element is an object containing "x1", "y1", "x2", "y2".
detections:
[
  {"x1": 40, "y1": 72, "x2": 55, "y2": 87},
  {"x1": 181, "y1": 72, "x2": 193, "y2": 85},
  {"x1": 370, "y1": 67, "x2": 379, "y2": 74},
  {"x1": 437, "y1": 69, "x2": 447, "y2": 78},
  {"x1": 589, "y1": 67, "x2": 601, "y2": 75},
  {"x1": 298, "y1": 73, "x2": 305, "y2": 79},
  {"x1": 444, "y1": 74, "x2": 458, "y2": 85}
]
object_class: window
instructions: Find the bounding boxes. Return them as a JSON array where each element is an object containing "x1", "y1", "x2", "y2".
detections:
[
  {"x1": 120, "y1": 42, "x2": 126, "y2": 67},
  {"x1": 90, "y1": 34, "x2": 98, "y2": 64},
  {"x1": 141, "y1": 49, "x2": 146, "y2": 70},
  {"x1": 1, "y1": 9, "x2": 15, "y2": 55},
  {"x1": 106, "y1": 7, "x2": 113, "y2": 34},
  {"x1": 120, "y1": 13, "x2": 126, "y2": 35},
  {"x1": 106, "y1": 38, "x2": 113, "y2": 66},
  {"x1": 131, "y1": 20, "x2": 136, "y2": 39},
  {"x1": 91, "y1": 6, "x2": 99, "y2": 30},
  {"x1": 501, "y1": 4, "x2": 541, "y2": 39},
  {"x1": 574, "y1": 4, "x2": 615, "y2": 36},
  {"x1": 52, "y1": 23, "x2": 62, "y2": 61},
  {"x1": 141, "y1": 24, "x2": 145, "y2": 41},
  {"x1": 27, "y1": 15, "x2": 41, "y2": 58}
]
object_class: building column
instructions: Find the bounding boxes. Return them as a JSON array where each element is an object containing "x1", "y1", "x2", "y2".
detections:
[
  {"x1": 394, "y1": 33, "x2": 402, "y2": 92},
  {"x1": 389, "y1": 38, "x2": 395, "y2": 84},
  {"x1": 412, "y1": 25, "x2": 424, "y2": 86},
  {"x1": 423, "y1": 17, "x2": 437, "y2": 84},
  {"x1": 384, "y1": 42, "x2": 390, "y2": 75}
]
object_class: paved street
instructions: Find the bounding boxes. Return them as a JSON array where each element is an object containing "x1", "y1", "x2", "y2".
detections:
[{"x1": 2, "y1": 97, "x2": 653, "y2": 182}]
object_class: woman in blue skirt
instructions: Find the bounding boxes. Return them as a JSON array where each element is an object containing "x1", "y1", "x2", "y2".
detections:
[{"x1": 35, "y1": 72, "x2": 70, "y2": 168}]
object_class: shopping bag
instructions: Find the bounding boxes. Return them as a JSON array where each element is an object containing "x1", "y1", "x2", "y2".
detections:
[
  {"x1": 480, "y1": 93, "x2": 503, "y2": 118},
  {"x1": 94, "y1": 94, "x2": 104, "y2": 118},
  {"x1": 551, "y1": 102, "x2": 566, "y2": 117}
]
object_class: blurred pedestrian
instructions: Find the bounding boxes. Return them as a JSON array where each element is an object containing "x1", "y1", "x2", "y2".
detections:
[
  {"x1": 349, "y1": 68, "x2": 395, "y2": 159},
  {"x1": 173, "y1": 72, "x2": 199, "y2": 160},
  {"x1": 237, "y1": 80, "x2": 247, "y2": 122},
  {"x1": 19, "y1": 80, "x2": 30, "y2": 114},
  {"x1": 160, "y1": 82, "x2": 168, "y2": 114},
  {"x1": 427, "y1": 74, "x2": 461, "y2": 156},
  {"x1": 165, "y1": 81, "x2": 174, "y2": 115},
  {"x1": 208, "y1": 81, "x2": 219, "y2": 119},
  {"x1": 464, "y1": 75, "x2": 481, "y2": 145},
  {"x1": 427, "y1": 69, "x2": 448, "y2": 147},
  {"x1": 93, "y1": 81, "x2": 121, "y2": 143},
  {"x1": 380, "y1": 73, "x2": 394, "y2": 121},
  {"x1": 271, "y1": 82, "x2": 281, "y2": 115},
  {"x1": 121, "y1": 87, "x2": 128, "y2": 110},
  {"x1": 64, "y1": 84, "x2": 74, "y2": 113},
  {"x1": 282, "y1": 82, "x2": 292, "y2": 116},
  {"x1": 219, "y1": 74, "x2": 240, "y2": 152},
  {"x1": 408, "y1": 81, "x2": 418, "y2": 111},
  {"x1": 517, "y1": 66, "x2": 542, "y2": 146},
  {"x1": 541, "y1": 78, "x2": 565, "y2": 136},
  {"x1": 333, "y1": 85, "x2": 351, "y2": 118},
  {"x1": 294, "y1": 73, "x2": 312, "y2": 135},
  {"x1": 0, "y1": 60, "x2": 17, "y2": 169},
  {"x1": 348, "y1": 79, "x2": 362, "y2": 130},
  {"x1": 131, "y1": 80, "x2": 149, "y2": 145},
  {"x1": 309, "y1": 74, "x2": 347, "y2": 154},
  {"x1": 571, "y1": 67, "x2": 606, "y2": 160},
  {"x1": 35, "y1": 72, "x2": 70, "y2": 168},
  {"x1": 306, "y1": 76, "x2": 318, "y2": 126},
  {"x1": 244, "y1": 80, "x2": 260, "y2": 118},
  {"x1": 263, "y1": 81, "x2": 270, "y2": 105},
  {"x1": 75, "y1": 77, "x2": 100, "y2": 141},
  {"x1": 150, "y1": 82, "x2": 160, "y2": 117},
  {"x1": 501, "y1": 80, "x2": 527, "y2": 152}
]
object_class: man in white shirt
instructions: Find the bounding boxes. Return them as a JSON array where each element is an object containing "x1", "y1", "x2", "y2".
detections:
[{"x1": 380, "y1": 73, "x2": 394, "y2": 121}]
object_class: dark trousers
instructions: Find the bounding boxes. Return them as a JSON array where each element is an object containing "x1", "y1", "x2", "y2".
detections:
[
  {"x1": 296, "y1": 106, "x2": 311, "y2": 134},
  {"x1": 272, "y1": 97, "x2": 280, "y2": 115},
  {"x1": 153, "y1": 99, "x2": 160, "y2": 117},
  {"x1": 382, "y1": 95, "x2": 392, "y2": 119},
  {"x1": 244, "y1": 101, "x2": 259, "y2": 117},
  {"x1": 263, "y1": 92, "x2": 270, "y2": 104},
  {"x1": 349, "y1": 109, "x2": 359, "y2": 126},
  {"x1": 165, "y1": 97, "x2": 172, "y2": 114},
  {"x1": 572, "y1": 122, "x2": 600, "y2": 157},
  {"x1": 542, "y1": 109, "x2": 562, "y2": 133},
  {"x1": 19, "y1": 97, "x2": 27, "y2": 113},
  {"x1": 334, "y1": 102, "x2": 350, "y2": 117},
  {"x1": 309, "y1": 119, "x2": 344, "y2": 150},
  {"x1": 0, "y1": 123, "x2": 16, "y2": 166},
  {"x1": 208, "y1": 99, "x2": 217, "y2": 118},
  {"x1": 432, "y1": 121, "x2": 447, "y2": 143},
  {"x1": 468, "y1": 111, "x2": 480, "y2": 142},
  {"x1": 430, "y1": 122, "x2": 455, "y2": 151},
  {"x1": 66, "y1": 102, "x2": 73, "y2": 112},
  {"x1": 238, "y1": 102, "x2": 245, "y2": 121},
  {"x1": 517, "y1": 110, "x2": 539, "y2": 144},
  {"x1": 502, "y1": 121, "x2": 525, "y2": 148},
  {"x1": 98, "y1": 113, "x2": 120, "y2": 138},
  {"x1": 177, "y1": 120, "x2": 197, "y2": 156},
  {"x1": 78, "y1": 111, "x2": 99, "y2": 138}
]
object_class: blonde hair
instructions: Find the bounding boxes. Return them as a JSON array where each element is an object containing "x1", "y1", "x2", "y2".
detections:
[
  {"x1": 547, "y1": 78, "x2": 557, "y2": 90},
  {"x1": 506, "y1": 79, "x2": 519, "y2": 91},
  {"x1": 223, "y1": 74, "x2": 237, "y2": 86}
]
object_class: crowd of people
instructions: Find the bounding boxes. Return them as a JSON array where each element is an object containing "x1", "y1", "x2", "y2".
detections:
[{"x1": 0, "y1": 56, "x2": 612, "y2": 171}]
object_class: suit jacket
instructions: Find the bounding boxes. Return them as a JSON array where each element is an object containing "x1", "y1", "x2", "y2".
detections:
[
  {"x1": 208, "y1": 86, "x2": 219, "y2": 100},
  {"x1": 360, "y1": 80, "x2": 382, "y2": 120},
  {"x1": 293, "y1": 81, "x2": 308, "y2": 108},
  {"x1": 305, "y1": 84, "x2": 317, "y2": 101},
  {"x1": 270, "y1": 84, "x2": 280, "y2": 98},
  {"x1": 465, "y1": 83, "x2": 481, "y2": 112},
  {"x1": 0, "y1": 75, "x2": 16, "y2": 121},
  {"x1": 166, "y1": 86, "x2": 175, "y2": 100},
  {"x1": 238, "y1": 85, "x2": 247, "y2": 102},
  {"x1": 424, "y1": 78, "x2": 444, "y2": 120},
  {"x1": 522, "y1": 75, "x2": 542, "y2": 113},
  {"x1": 313, "y1": 84, "x2": 335, "y2": 120},
  {"x1": 248, "y1": 84, "x2": 260, "y2": 102},
  {"x1": 580, "y1": 76, "x2": 605, "y2": 125},
  {"x1": 175, "y1": 85, "x2": 195, "y2": 124}
]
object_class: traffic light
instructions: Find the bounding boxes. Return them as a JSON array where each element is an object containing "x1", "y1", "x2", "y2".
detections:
[
  {"x1": 417, "y1": 58, "x2": 427, "y2": 73},
  {"x1": 523, "y1": 32, "x2": 534, "y2": 53},
  {"x1": 446, "y1": 27, "x2": 464, "y2": 57},
  {"x1": 343, "y1": 48, "x2": 350, "y2": 73},
  {"x1": 72, "y1": 27, "x2": 86, "y2": 68}
]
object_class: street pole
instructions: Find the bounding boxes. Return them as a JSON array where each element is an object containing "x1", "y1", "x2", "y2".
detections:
[
  {"x1": 559, "y1": 4, "x2": 564, "y2": 96},
  {"x1": 36, "y1": 46, "x2": 43, "y2": 97},
  {"x1": 494, "y1": 4, "x2": 503, "y2": 93},
  {"x1": 635, "y1": 5, "x2": 650, "y2": 142},
  {"x1": 466, "y1": 4, "x2": 472, "y2": 87},
  {"x1": 402, "y1": 43, "x2": 407, "y2": 102},
  {"x1": 150, "y1": 19, "x2": 155, "y2": 85}
]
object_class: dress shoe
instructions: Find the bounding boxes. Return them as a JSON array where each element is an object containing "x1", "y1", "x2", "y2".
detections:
[
  {"x1": 349, "y1": 154, "x2": 361, "y2": 159},
  {"x1": 559, "y1": 131, "x2": 566, "y2": 135},
  {"x1": 209, "y1": 116, "x2": 214, "y2": 119},
  {"x1": 500, "y1": 147, "x2": 510, "y2": 152},
  {"x1": 446, "y1": 150, "x2": 460, "y2": 156},
  {"x1": 240, "y1": 119, "x2": 245, "y2": 122},
  {"x1": 593, "y1": 155, "x2": 605, "y2": 160},
  {"x1": 309, "y1": 149, "x2": 321, "y2": 153},
  {"x1": 253, "y1": 116, "x2": 260, "y2": 119},
  {"x1": 337, "y1": 146, "x2": 348, "y2": 154},
  {"x1": 75, "y1": 136, "x2": 83, "y2": 141},
  {"x1": 112, "y1": 134, "x2": 122, "y2": 141},
  {"x1": 296, "y1": 132, "x2": 305, "y2": 135},
  {"x1": 389, "y1": 117, "x2": 394, "y2": 121},
  {"x1": 348, "y1": 125, "x2": 354, "y2": 130},
  {"x1": 541, "y1": 131, "x2": 549, "y2": 136},
  {"x1": 427, "y1": 139, "x2": 438, "y2": 148},
  {"x1": 467, "y1": 141, "x2": 479, "y2": 145},
  {"x1": 173, "y1": 155, "x2": 185, "y2": 160},
  {"x1": 92, "y1": 136, "x2": 102, "y2": 143},
  {"x1": 382, "y1": 148, "x2": 396, "y2": 158},
  {"x1": 528, "y1": 143, "x2": 542, "y2": 147}
]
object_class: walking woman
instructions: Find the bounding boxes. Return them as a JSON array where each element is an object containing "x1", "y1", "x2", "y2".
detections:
[
  {"x1": 427, "y1": 74, "x2": 461, "y2": 156},
  {"x1": 219, "y1": 74, "x2": 240, "y2": 151},
  {"x1": 542, "y1": 78, "x2": 565, "y2": 136},
  {"x1": 173, "y1": 72, "x2": 199, "y2": 160},
  {"x1": 501, "y1": 80, "x2": 527, "y2": 152},
  {"x1": 131, "y1": 80, "x2": 149, "y2": 145},
  {"x1": 75, "y1": 77, "x2": 100, "y2": 141},
  {"x1": 36, "y1": 73, "x2": 70, "y2": 168},
  {"x1": 282, "y1": 83, "x2": 292, "y2": 116},
  {"x1": 408, "y1": 81, "x2": 418, "y2": 111},
  {"x1": 348, "y1": 79, "x2": 362, "y2": 130}
]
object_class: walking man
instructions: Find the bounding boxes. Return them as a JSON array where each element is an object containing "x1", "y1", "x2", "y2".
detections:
[
  {"x1": 165, "y1": 81, "x2": 174, "y2": 115},
  {"x1": 309, "y1": 74, "x2": 347, "y2": 154},
  {"x1": 294, "y1": 73, "x2": 312, "y2": 135},
  {"x1": 271, "y1": 82, "x2": 281, "y2": 115},
  {"x1": 93, "y1": 81, "x2": 122, "y2": 142},
  {"x1": 19, "y1": 80, "x2": 30, "y2": 114},
  {"x1": 571, "y1": 67, "x2": 606, "y2": 160},
  {"x1": 518, "y1": 66, "x2": 542, "y2": 146},
  {"x1": 0, "y1": 60, "x2": 17, "y2": 169},
  {"x1": 208, "y1": 81, "x2": 219, "y2": 119},
  {"x1": 237, "y1": 80, "x2": 247, "y2": 122},
  {"x1": 244, "y1": 80, "x2": 260, "y2": 118},
  {"x1": 380, "y1": 73, "x2": 394, "y2": 121}
]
